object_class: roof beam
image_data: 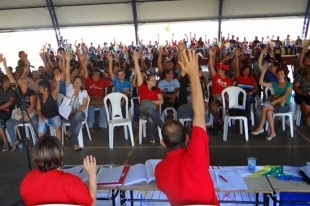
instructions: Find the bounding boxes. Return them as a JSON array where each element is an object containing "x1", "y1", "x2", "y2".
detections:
[
  {"x1": 45, "y1": 0, "x2": 61, "y2": 45},
  {"x1": 131, "y1": 0, "x2": 139, "y2": 45}
]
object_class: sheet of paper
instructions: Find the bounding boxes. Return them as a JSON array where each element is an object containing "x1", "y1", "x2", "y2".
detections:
[
  {"x1": 283, "y1": 165, "x2": 303, "y2": 178},
  {"x1": 124, "y1": 164, "x2": 148, "y2": 185},
  {"x1": 63, "y1": 165, "x2": 88, "y2": 181},
  {"x1": 59, "y1": 105, "x2": 72, "y2": 120},
  {"x1": 300, "y1": 164, "x2": 310, "y2": 178},
  {"x1": 97, "y1": 166, "x2": 124, "y2": 183},
  {"x1": 215, "y1": 170, "x2": 248, "y2": 190},
  {"x1": 145, "y1": 159, "x2": 161, "y2": 182}
]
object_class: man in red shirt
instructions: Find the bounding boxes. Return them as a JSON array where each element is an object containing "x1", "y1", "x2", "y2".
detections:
[{"x1": 155, "y1": 49, "x2": 219, "y2": 206}]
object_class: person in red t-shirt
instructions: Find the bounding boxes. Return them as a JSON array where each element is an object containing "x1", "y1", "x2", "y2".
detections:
[
  {"x1": 155, "y1": 49, "x2": 219, "y2": 206},
  {"x1": 208, "y1": 48, "x2": 232, "y2": 129},
  {"x1": 133, "y1": 52, "x2": 163, "y2": 145},
  {"x1": 81, "y1": 52, "x2": 112, "y2": 132},
  {"x1": 20, "y1": 136, "x2": 97, "y2": 206},
  {"x1": 235, "y1": 49, "x2": 258, "y2": 130}
]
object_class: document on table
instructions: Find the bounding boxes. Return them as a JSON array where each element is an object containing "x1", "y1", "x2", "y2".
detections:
[
  {"x1": 215, "y1": 170, "x2": 248, "y2": 190},
  {"x1": 97, "y1": 166, "x2": 124, "y2": 184},
  {"x1": 63, "y1": 165, "x2": 88, "y2": 181}
]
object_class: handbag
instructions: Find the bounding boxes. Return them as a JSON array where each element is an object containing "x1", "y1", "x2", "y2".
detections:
[
  {"x1": 11, "y1": 108, "x2": 35, "y2": 121},
  {"x1": 228, "y1": 108, "x2": 250, "y2": 118},
  {"x1": 89, "y1": 96, "x2": 104, "y2": 106}
]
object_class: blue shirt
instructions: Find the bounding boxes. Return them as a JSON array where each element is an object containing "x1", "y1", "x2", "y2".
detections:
[
  {"x1": 113, "y1": 77, "x2": 131, "y2": 94},
  {"x1": 264, "y1": 69, "x2": 278, "y2": 83},
  {"x1": 59, "y1": 80, "x2": 66, "y2": 95}
]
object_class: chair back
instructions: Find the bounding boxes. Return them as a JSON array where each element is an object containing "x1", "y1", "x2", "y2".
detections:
[
  {"x1": 104, "y1": 92, "x2": 129, "y2": 121},
  {"x1": 56, "y1": 93, "x2": 65, "y2": 106},
  {"x1": 221, "y1": 86, "x2": 246, "y2": 112},
  {"x1": 264, "y1": 87, "x2": 275, "y2": 99}
]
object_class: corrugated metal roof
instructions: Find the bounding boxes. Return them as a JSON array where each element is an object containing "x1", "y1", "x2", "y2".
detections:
[{"x1": 0, "y1": 0, "x2": 307, "y2": 31}]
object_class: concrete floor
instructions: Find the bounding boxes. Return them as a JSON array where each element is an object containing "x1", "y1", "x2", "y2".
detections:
[{"x1": 1, "y1": 114, "x2": 310, "y2": 205}]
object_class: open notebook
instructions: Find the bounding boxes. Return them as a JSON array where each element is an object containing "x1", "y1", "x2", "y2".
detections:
[
  {"x1": 299, "y1": 164, "x2": 310, "y2": 184},
  {"x1": 124, "y1": 159, "x2": 161, "y2": 186}
]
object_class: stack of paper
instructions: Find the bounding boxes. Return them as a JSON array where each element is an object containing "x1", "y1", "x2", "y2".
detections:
[
  {"x1": 63, "y1": 165, "x2": 88, "y2": 181},
  {"x1": 97, "y1": 166, "x2": 124, "y2": 185},
  {"x1": 215, "y1": 170, "x2": 248, "y2": 190}
]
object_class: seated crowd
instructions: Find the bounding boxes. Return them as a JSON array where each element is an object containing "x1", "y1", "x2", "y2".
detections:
[{"x1": 0, "y1": 32, "x2": 310, "y2": 153}]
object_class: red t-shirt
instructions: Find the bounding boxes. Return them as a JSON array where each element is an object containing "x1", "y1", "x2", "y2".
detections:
[
  {"x1": 211, "y1": 73, "x2": 232, "y2": 95},
  {"x1": 84, "y1": 76, "x2": 111, "y2": 96},
  {"x1": 236, "y1": 75, "x2": 256, "y2": 86},
  {"x1": 138, "y1": 83, "x2": 162, "y2": 104},
  {"x1": 155, "y1": 126, "x2": 219, "y2": 206},
  {"x1": 20, "y1": 169, "x2": 93, "y2": 206}
]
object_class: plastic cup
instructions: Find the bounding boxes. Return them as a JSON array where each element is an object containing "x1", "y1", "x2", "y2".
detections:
[
  {"x1": 247, "y1": 157, "x2": 257, "y2": 173},
  {"x1": 18, "y1": 143, "x2": 23, "y2": 152}
]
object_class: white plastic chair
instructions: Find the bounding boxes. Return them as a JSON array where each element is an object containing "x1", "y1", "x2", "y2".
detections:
[
  {"x1": 15, "y1": 121, "x2": 38, "y2": 145},
  {"x1": 221, "y1": 86, "x2": 249, "y2": 141},
  {"x1": 264, "y1": 87, "x2": 294, "y2": 137},
  {"x1": 50, "y1": 93, "x2": 65, "y2": 137},
  {"x1": 161, "y1": 107, "x2": 177, "y2": 122},
  {"x1": 104, "y1": 92, "x2": 134, "y2": 149},
  {"x1": 61, "y1": 96, "x2": 91, "y2": 147},
  {"x1": 295, "y1": 103, "x2": 302, "y2": 126},
  {"x1": 138, "y1": 96, "x2": 163, "y2": 144}
]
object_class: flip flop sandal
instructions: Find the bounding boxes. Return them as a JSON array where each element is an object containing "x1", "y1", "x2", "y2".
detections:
[
  {"x1": 73, "y1": 145, "x2": 82, "y2": 151},
  {"x1": 64, "y1": 131, "x2": 71, "y2": 139}
]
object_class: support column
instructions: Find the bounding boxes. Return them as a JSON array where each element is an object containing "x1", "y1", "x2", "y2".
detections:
[
  {"x1": 218, "y1": 0, "x2": 223, "y2": 42},
  {"x1": 131, "y1": 0, "x2": 139, "y2": 45},
  {"x1": 302, "y1": 0, "x2": 310, "y2": 38},
  {"x1": 46, "y1": 0, "x2": 61, "y2": 46}
]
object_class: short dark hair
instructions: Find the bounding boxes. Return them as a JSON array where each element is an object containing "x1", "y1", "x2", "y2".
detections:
[
  {"x1": 0, "y1": 75, "x2": 9, "y2": 85},
  {"x1": 162, "y1": 69, "x2": 172, "y2": 78},
  {"x1": 38, "y1": 80, "x2": 51, "y2": 91},
  {"x1": 162, "y1": 120, "x2": 186, "y2": 151},
  {"x1": 33, "y1": 136, "x2": 64, "y2": 173}
]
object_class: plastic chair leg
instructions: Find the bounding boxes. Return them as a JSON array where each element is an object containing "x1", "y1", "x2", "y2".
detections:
[
  {"x1": 128, "y1": 124, "x2": 135, "y2": 146},
  {"x1": 124, "y1": 125, "x2": 128, "y2": 139},
  {"x1": 109, "y1": 125, "x2": 114, "y2": 149},
  {"x1": 244, "y1": 119, "x2": 249, "y2": 141},
  {"x1": 239, "y1": 119, "x2": 243, "y2": 134},
  {"x1": 289, "y1": 115, "x2": 294, "y2": 138}
]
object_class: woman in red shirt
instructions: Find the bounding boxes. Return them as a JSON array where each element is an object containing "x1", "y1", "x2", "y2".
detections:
[
  {"x1": 208, "y1": 48, "x2": 232, "y2": 129},
  {"x1": 132, "y1": 52, "x2": 163, "y2": 144},
  {"x1": 235, "y1": 49, "x2": 258, "y2": 130}
]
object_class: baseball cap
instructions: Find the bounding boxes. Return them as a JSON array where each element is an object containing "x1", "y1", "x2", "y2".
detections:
[{"x1": 215, "y1": 62, "x2": 229, "y2": 71}]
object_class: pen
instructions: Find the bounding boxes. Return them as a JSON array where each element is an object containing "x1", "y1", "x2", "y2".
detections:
[
  {"x1": 79, "y1": 169, "x2": 83, "y2": 173},
  {"x1": 219, "y1": 175, "x2": 228, "y2": 182}
]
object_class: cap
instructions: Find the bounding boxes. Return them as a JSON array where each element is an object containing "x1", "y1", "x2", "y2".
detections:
[{"x1": 215, "y1": 62, "x2": 229, "y2": 71}]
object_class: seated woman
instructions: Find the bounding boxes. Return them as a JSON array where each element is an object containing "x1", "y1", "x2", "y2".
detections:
[
  {"x1": 133, "y1": 52, "x2": 163, "y2": 145},
  {"x1": 293, "y1": 65, "x2": 310, "y2": 126},
  {"x1": 208, "y1": 48, "x2": 233, "y2": 129},
  {"x1": 36, "y1": 76, "x2": 63, "y2": 141},
  {"x1": 20, "y1": 136, "x2": 97, "y2": 206},
  {"x1": 107, "y1": 53, "x2": 131, "y2": 116},
  {"x1": 0, "y1": 75, "x2": 16, "y2": 151},
  {"x1": 2, "y1": 56, "x2": 38, "y2": 151},
  {"x1": 252, "y1": 62, "x2": 292, "y2": 140},
  {"x1": 235, "y1": 49, "x2": 258, "y2": 130},
  {"x1": 132, "y1": 70, "x2": 147, "y2": 129},
  {"x1": 60, "y1": 53, "x2": 88, "y2": 151},
  {"x1": 80, "y1": 53, "x2": 112, "y2": 132}
]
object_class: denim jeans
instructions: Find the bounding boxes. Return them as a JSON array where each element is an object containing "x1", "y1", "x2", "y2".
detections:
[
  {"x1": 6, "y1": 116, "x2": 38, "y2": 144},
  {"x1": 177, "y1": 104, "x2": 194, "y2": 119},
  {"x1": 140, "y1": 107, "x2": 163, "y2": 140},
  {"x1": 68, "y1": 111, "x2": 85, "y2": 146},
  {"x1": 239, "y1": 94, "x2": 254, "y2": 124},
  {"x1": 87, "y1": 105, "x2": 107, "y2": 129}
]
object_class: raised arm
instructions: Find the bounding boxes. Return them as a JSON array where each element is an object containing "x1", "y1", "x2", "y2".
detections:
[
  {"x1": 40, "y1": 52, "x2": 52, "y2": 75},
  {"x1": 177, "y1": 41, "x2": 186, "y2": 77},
  {"x1": 298, "y1": 44, "x2": 308, "y2": 69},
  {"x1": 157, "y1": 34, "x2": 159, "y2": 45},
  {"x1": 207, "y1": 48, "x2": 216, "y2": 77},
  {"x1": 258, "y1": 66, "x2": 272, "y2": 88},
  {"x1": 235, "y1": 49, "x2": 241, "y2": 78},
  {"x1": 132, "y1": 52, "x2": 143, "y2": 87},
  {"x1": 0, "y1": 54, "x2": 16, "y2": 84},
  {"x1": 51, "y1": 72, "x2": 64, "y2": 99},
  {"x1": 179, "y1": 49, "x2": 205, "y2": 129},
  {"x1": 258, "y1": 47, "x2": 268, "y2": 71},
  {"x1": 124, "y1": 46, "x2": 130, "y2": 65},
  {"x1": 171, "y1": 33, "x2": 174, "y2": 43},
  {"x1": 65, "y1": 52, "x2": 71, "y2": 87},
  {"x1": 157, "y1": 47, "x2": 164, "y2": 75},
  {"x1": 107, "y1": 53, "x2": 115, "y2": 80},
  {"x1": 83, "y1": 155, "x2": 97, "y2": 206}
]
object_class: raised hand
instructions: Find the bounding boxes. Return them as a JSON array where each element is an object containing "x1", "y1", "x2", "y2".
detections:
[
  {"x1": 178, "y1": 49, "x2": 198, "y2": 78},
  {"x1": 132, "y1": 51, "x2": 139, "y2": 61},
  {"x1": 107, "y1": 53, "x2": 113, "y2": 62},
  {"x1": 65, "y1": 52, "x2": 71, "y2": 61},
  {"x1": 178, "y1": 40, "x2": 185, "y2": 51},
  {"x1": 39, "y1": 52, "x2": 44, "y2": 59},
  {"x1": 208, "y1": 47, "x2": 215, "y2": 56},
  {"x1": 83, "y1": 155, "x2": 97, "y2": 178},
  {"x1": 235, "y1": 48, "x2": 241, "y2": 57},
  {"x1": 55, "y1": 72, "x2": 64, "y2": 82}
]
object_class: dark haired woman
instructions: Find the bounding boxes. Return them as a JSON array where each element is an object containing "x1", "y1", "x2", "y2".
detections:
[
  {"x1": 252, "y1": 63, "x2": 292, "y2": 140},
  {"x1": 20, "y1": 136, "x2": 97, "y2": 205},
  {"x1": 133, "y1": 52, "x2": 163, "y2": 144},
  {"x1": 235, "y1": 49, "x2": 258, "y2": 130},
  {"x1": 80, "y1": 53, "x2": 112, "y2": 132},
  {"x1": 36, "y1": 74, "x2": 63, "y2": 141},
  {"x1": 60, "y1": 53, "x2": 88, "y2": 151},
  {"x1": 293, "y1": 65, "x2": 310, "y2": 125}
]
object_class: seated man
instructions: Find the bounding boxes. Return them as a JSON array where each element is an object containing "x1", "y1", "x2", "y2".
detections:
[
  {"x1": 155, "y1": 49, "x2": 218, "y2": 205},
  {"x1": 158, "y1": 69, "x2": 180, "y2": 112}
]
